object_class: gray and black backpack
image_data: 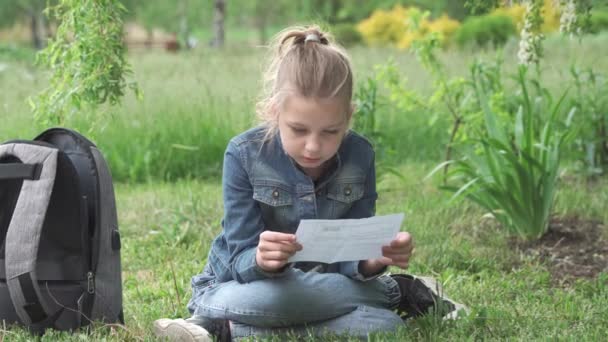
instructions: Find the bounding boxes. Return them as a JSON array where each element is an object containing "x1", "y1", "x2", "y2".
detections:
[{"x1": 0, "y1": 128, "x2": 123, "y2": 333}]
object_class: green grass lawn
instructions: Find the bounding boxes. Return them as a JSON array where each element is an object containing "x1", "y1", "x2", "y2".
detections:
[
  {"x1": 1, "y1": 33, "x2": 608, "y2": 340},
  {"x1": 3, "y1": 165, "x2": 607, "y2": 341}
]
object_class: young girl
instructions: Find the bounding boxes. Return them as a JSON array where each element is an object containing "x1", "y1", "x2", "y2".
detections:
[{"x1": 154, "y1": 25, "x2": 464, "y2": 341}]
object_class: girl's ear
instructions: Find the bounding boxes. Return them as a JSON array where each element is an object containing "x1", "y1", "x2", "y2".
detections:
[
  {"x1": 347, "y1": 102, "x2": 356, "y2": 122},
  {"x1": 269, "y1": 101, "x2": 280, "y2": 122}
]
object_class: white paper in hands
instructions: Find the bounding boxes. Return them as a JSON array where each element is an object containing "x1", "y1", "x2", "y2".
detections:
[{"x1": 288, "y1": 213, "x2": 405, "y2": 263}]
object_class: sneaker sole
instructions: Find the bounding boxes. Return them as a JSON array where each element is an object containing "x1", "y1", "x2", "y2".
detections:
[{"x1": 153, "y1": 318, "x2": 212, "y2": 342}]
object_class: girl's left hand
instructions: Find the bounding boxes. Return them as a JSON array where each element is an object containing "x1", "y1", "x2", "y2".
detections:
[
  {"x1": 360, "y1": 232, "x2": 414, "y2": 275},
  {"x1": 380, "y1": 231, "x2": 414, "y2": 269}
]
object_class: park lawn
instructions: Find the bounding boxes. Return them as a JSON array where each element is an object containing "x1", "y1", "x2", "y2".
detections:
[
  {"x1": 2, "y1": 32, "x2": 608, "y2": 341},
  {"x1": 3, "y1": 163, "x2": 606, "y2": 341}
]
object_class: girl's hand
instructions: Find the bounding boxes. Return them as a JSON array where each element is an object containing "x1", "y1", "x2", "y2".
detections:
[
  {"x1": 360, "y1": 232, "x2": 414, "y2": 276},
  {"x1": 256, "y1": 231, "x2": 303, "y2": 273}
]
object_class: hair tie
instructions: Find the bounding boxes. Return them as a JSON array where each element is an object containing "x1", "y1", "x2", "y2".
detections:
[{"x1": 304, "y1": 33, "x2": 320, "y2": 43}]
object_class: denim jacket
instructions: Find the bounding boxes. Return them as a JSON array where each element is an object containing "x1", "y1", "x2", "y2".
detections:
[{"x1": 199, "y1": 125, "x2": 379, "y2": 285}]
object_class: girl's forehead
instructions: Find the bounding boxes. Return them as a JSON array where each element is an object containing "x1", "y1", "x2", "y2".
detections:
[
  {"x1": 281, "y1": 95, "x2": 349, "y2": 124},
  {"x1": 282, "y1": 94, "x2": 347, "y2": 113}
]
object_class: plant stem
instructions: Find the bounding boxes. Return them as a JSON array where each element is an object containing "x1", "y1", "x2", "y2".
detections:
[{"x1": 443, "y1": 116, "x2": 462, "y2": 184}]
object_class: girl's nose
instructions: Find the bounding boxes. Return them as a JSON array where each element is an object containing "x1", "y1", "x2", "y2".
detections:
[{"x1": 305, "y1": 136, "x2": 321, "y2": 153}]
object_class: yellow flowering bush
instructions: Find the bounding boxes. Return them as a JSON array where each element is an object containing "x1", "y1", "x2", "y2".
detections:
[
  {"x1": 357, "y1": 5, "x2": 410, "y2": 46},
  {"x1": 357, "y1": 5, "x2": 460, "y2": 49},
  {"x1": 492, "y1": 0, "x2": 560, "y2": 33},
  {"x1": 424, "y1": 14, "x2": 461, "y2": 46}
]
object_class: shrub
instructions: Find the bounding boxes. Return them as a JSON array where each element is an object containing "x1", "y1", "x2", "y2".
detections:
[
  {"x1": 332, "y1": 23, "x2": 363, "y2": 46},
  {"x1": 426, "y1": 14, "x2": 461, "y2": 44},
  {"x1": 454, "y1": 14, "x2": 517, "y2": 48},
  {"x1": 491, "y1": 0, "x2": 560, "y2": 33},
  {"x1": 398, "y1": 13, "x2": 461, "y2": 49},
  {"x1": 357, "y1": 5, "x2": 410, "y2": 46},
  {"x1": 589, "y1": 11, "x2": 608, "y2": 34},
  {"x1": 434, "y1": 66, "x2": 574, "y2": 240},
  {"x1": 357, "y1": 5, "x2": 460, "y2": 49}
]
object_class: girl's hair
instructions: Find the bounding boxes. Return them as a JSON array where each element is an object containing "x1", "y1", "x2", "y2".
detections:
[{"x1": 256, "y1": 25, "x2": 354, "y2": 141}]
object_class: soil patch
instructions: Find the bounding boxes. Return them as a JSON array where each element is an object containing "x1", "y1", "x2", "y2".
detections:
[{"x1": 517, "y1": 216, "x2": 608, "y2": 286}]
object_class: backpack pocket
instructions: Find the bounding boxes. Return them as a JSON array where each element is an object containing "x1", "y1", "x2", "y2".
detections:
[{"x1": 0, "y1": 280, "x2": 86, "y2": 330}]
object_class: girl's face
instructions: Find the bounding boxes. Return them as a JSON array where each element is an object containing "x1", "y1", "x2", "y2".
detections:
[{"x1": 277, "y1": 95, "x2": 351, "y2": 179}]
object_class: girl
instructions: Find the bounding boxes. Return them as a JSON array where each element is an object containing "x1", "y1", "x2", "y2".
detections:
[{"x1": 154, "y1": 25, "x2": 464, "y2": 342}]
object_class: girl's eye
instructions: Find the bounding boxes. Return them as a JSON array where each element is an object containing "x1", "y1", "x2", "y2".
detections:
[
  {"x1": 324, "y1": 130, "x2": 339, "y2": 135},
  {"x1": 292, "y1": 127, "x2": 307, "y2": 134}
]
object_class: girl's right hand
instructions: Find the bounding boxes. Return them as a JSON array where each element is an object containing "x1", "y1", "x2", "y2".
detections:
[{"x1": 256, "y1": 231, "x2": 303, "y2": 273}]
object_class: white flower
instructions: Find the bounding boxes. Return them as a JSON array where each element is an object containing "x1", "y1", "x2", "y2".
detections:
[
  {"x1": 517, "y1": 0, "x2": 544, "y2": 66},
  {"x1": 559, "y1": 0, "x2": 577, "y2": 34}
]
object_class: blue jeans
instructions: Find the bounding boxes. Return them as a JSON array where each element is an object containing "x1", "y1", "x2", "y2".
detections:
[{"x1": 187, "y1": 266, "x2": 403, "y2": 339}]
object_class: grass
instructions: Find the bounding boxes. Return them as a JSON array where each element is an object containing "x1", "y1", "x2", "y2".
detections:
[
  {"x1": 1, "y1": 32, "x2": 608, "y2": 340},
  {"x1": 4, "y1": 33, "x2": 608, "y2": 181},
  {"x1": 2, "y1": 164, "x2": 606, "y2": 340}
]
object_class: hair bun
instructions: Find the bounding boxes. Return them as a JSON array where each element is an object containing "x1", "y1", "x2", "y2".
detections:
[
  {"x1": 280, "y1": 27, "x2": 329, "y2": 49},
  {"x1": 303, "y1": 29, "x2": 329, "y2": 45}
]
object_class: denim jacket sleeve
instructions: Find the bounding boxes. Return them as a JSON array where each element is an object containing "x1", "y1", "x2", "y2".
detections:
[
  {"x1": 333, "y1": 150, "x2": 386, "y2": 281},
  {"x1": 221, "y1": 141, "x2": 290, "y2": 283}
]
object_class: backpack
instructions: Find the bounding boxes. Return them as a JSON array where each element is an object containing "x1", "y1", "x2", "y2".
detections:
[{"x1": 0, "y1": 128, "x2": 123, "y2": 333}]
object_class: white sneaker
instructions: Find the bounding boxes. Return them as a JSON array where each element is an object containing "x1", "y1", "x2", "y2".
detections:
[
  {"x1": 153, "y1": 318, "x2": 213, "y2": 342},
  {"x1": 416, "y1": 276, "x2": 470, "y2": 320}
]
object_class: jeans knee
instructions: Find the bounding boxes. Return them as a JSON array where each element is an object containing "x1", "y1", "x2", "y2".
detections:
[{"x1": 354, "y1": 306, "x2": 403, "y2": 333}]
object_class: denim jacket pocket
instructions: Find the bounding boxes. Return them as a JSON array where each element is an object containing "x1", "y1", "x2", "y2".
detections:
[
  {"x1": 253, "y1": 183, "x2": 294, "y2": 206},
  {"x1": 253, "y1": 182, "x2": 296, "y2": 231},
  {"x1": 326, "y1": 179, "x2": 365, "y2": 217}
]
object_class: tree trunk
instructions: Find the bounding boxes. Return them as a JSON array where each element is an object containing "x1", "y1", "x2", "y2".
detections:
[
  {"x1": 329, "y1": 0, "x2": 340, "y2": 23},
  {"x1": 30, "y1": 11, "x2": 42, "y2": 50},
  {"x1": 179, "y1": 0, "x2": 191, "y2": 49},
  {"x1": 254, "y1": 1, "x2": 267, "y2": 45},
  {"x1": 213, "y1": 0, "x2": 225, "y2": 48}
]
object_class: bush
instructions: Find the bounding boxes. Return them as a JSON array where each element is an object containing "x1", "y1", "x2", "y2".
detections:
[
  {"x1": 589, "y1": 11, "x2": 608, "y2": 34},
  {"x1": 357, "y1": 5, "x2": 410, "y2": 46},
  {"x1": 332, "y1": 23, "x2": 363, "y2": 46},
  {"x1": 491, "y1": 0, "x2": 560, "y2": 33},
  {"x1": 454, "y1": 14, "x2": 517, "y2": 48},
  {"x1": 356, "y1": 5, "x2": 460, "y2": 49}
]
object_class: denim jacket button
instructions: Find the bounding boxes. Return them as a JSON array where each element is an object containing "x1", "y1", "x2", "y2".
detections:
[
  {"x1": 344, "y1": 186, "x2": 352, "y2": 196},
  {"x1": 272, "y1": 189, "x2": 280, "y2": 198}
]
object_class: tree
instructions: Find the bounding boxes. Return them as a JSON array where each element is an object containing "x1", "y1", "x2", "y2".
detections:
[
  {"x1": 128, "y1": 0, "x2": 209, "y2": 48},
  {"x1": 0, "y1": 0, "x2": 57, "y2": 49},
  {"x1": 32, "y1": 0, "x2": 139, "y2": 127},
  {"x1": 212, "y1": 0, "x2": 225, "y2": 47}
]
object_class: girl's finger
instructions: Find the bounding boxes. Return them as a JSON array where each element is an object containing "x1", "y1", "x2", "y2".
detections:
[
  {"x1": 382, "y1": 244, "x2": 414, "y2": 255},
  {"x1": 260, "y1": 231, "x2": 297, "y2": 243},
  {"x1": 390, "y1": 232, "x2": 413, "y2": 248},
  {"x1": 259, "y1": 241, "x2": 300, "y2": 253},
  {"x1": 259, "y1": 259, "x2": 287, "y2": 270},
  {"x1": 381, "y1": 253, "x2": 411, "y2": 263},
  {"x1": 261, "y1": 250, "x2": 295, "y2": 261}
]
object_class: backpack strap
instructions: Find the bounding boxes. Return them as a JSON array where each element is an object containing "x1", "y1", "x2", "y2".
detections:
[
  {"x1": 0, "y1": 163, "x2": 42, "y2": 180},
  {"x1": 0, "y1": 143, "x2": 58, "y2": 326}
]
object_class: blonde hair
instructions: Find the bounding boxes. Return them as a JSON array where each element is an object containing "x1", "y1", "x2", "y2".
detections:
[{"x1": 256, "y1": 25, "x2": 354, "y2": 141}]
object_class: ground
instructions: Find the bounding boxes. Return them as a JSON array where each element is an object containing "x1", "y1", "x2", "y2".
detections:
[{"x1": 518, "y1": 216, "x2": 608, "y2": 286}]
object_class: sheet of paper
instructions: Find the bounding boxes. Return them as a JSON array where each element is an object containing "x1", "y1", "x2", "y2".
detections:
[{"x1": 288, "y1": 213, "x2": 405, "y2": 264}]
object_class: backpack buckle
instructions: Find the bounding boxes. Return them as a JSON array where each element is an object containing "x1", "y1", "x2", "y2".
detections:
[{"x1": 87, "y1": 272, "x2": 95, "y2": 294}]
